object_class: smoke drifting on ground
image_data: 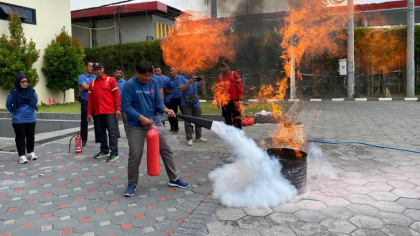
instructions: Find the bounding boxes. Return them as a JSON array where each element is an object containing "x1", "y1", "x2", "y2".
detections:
[
  {"x1": 209, "y1": 121, "x2": 296, "y2": 208},
  {"x1": 307, "y1": 143, "x2": 337, "y2": 179}
]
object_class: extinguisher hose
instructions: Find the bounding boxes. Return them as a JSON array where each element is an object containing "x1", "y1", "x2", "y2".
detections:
[
  {"x1": 68, "y1": 134, "x2": 77, "y2": 154},
  {"x1": 306, "y1": 139, "x2": 420, "y2": 154}
]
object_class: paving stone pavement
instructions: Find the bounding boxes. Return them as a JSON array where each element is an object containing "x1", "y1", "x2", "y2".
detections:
[
  {"x1": 205, "y1": 101, "x2": 420, "y2": 236},
  {"x1": 1, "y1": 101, "x2": 420, "y2": 236}
]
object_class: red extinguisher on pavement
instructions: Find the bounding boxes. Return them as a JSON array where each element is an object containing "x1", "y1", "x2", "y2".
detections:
[
  {"x1": 68, "y1": 132, "x2": 82, "y2": 154},
  {"x1": 146, "y1": 123, "x2": 160, "y2": 176}
]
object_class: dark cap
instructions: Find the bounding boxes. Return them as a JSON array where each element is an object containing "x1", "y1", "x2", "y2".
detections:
[
  {"x1": 93, "y1": 62, "x2": 103, "y2": 69},
  {"x1": 219, "y1": 59, "x2": 228, "y2": 67}
]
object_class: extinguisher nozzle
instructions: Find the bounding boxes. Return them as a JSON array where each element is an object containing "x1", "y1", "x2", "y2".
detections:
[{"x1": 176, "y1": 114, "x2": 213, "y2": 130}]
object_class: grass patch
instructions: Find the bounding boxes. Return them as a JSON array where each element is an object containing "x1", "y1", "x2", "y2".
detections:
[
  {"x1": 37, "y1": 102, "x2": 81, "y2": 113},
  {"x1": 1, "y1": 102, "x2": 293, "y2": 115}
]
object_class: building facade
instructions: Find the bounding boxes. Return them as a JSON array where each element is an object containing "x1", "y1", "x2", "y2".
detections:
[
  {"x1": 0, "y1": 0, "x2": 74, "y2": 109},
  {"x1": 71, "y1": 1, "x2": 181, "y2": 48}
]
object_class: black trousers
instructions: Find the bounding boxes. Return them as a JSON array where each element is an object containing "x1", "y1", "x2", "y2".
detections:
[
  {"x1": 95, "y1": 114, "x2": 118, "y2": 156},
  {"x1": 80, "y1": 99, "x2": 99, "y2": 142},
  {"x1": 168, "y1": 98, "x2": 183, "y2": 131},
  {"x1": 115, "y1": 113, "x2": 121, "y2": 139},
  {"x1": 163, "y1": 102, "x2": 172, "y2": 129},
  {"x1": 12, "y1": 122, "x2": 36, "y2": 156},
  {"x1": 80, "y1": 99, "x2": 89, "y2": 142},
  {"x1": 222, "y1": 100, "x2": 242, "y2": 130}
]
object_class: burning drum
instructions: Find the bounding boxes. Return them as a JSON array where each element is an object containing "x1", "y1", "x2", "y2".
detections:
[{"x1": 266, "y1": 148, "x2": 307, "y2": 195}]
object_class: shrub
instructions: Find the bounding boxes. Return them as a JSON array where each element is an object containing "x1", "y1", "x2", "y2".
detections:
[
  {"x1": 0, "y1": 13, "x2": 40, "y2": 90},
  {"x1": 42, "y1": 27, "x2": 85, "y2": 103}
]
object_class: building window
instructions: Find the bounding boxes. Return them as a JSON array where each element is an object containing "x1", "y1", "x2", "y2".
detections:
[{"x1": 0, "y1": 2, "x2": 36, "y2": 25}]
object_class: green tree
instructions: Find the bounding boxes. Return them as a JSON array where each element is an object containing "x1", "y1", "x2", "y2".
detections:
[
  {"x1": 42, "y1": 27, "x2": 85, "y2": 103},
  {"x1": 0, "y1": 13, "x2": 40, "y2": 90}
]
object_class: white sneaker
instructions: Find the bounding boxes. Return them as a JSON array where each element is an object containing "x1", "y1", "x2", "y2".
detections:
[
  {"x1": 195, "y1": 138, "x2": 208, "y2": 142},
  {"x1": 187, "y1": 140, "x2": 193, "y2": 146},
  {"x1": 19, "y1": 155, "x2": 28, "y2": 164},
  {"x1": 28, "y1": 152, "x2": 37, "y2": 160}
]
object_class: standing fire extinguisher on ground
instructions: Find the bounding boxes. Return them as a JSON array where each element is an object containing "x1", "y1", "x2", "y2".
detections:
[
  {"x1": 146, "y1": 123, "x2": 160, "y2": 176},
  {"x1": 68, "y1": 132, "x2": 82, "y2": 154}
]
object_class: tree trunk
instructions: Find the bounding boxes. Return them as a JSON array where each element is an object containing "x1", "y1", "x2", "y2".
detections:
[{"x1": 62, "y1": 90, "x2": 66, "y2": 104}]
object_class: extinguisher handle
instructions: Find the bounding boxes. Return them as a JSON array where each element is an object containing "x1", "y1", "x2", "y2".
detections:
[{"x1": 150, "y1": 121, "x2": 154, "y2": 125}]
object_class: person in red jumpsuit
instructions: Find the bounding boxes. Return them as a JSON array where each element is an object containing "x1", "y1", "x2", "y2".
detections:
[
  {"x1": 215, "y1": 62, "x2": 244, "y2": 129},
  {"x1": 87, "y1": 62, "x2": 121, "y2": 162}
]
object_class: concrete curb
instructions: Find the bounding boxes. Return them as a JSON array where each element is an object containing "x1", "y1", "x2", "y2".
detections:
[
  {"x1": 198, "y1": 98, "x2": 420, "y2": 103},
  {"x1": 0, "y1": 112, "x2": 80, "y2": 120}
]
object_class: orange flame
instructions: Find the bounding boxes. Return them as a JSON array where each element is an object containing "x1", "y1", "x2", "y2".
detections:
[
  {"x1": 280, "y1": 0, "x2": 347, "y2": 80},
  {"x1": 355, "y1": 27, "x2": 406, "y2": 75},
  {"x1": 256, "y1": 0, "x2": 348, "y2": 157},
  {"x1": 255, "y1": 78, "x2": 289, "y2": 116},
  {"x1": 211, "y1": 80, "x2": 230, "y2": 107},
  {"x1": 255, "y1": 78, "x2": 305, "y2": 157},
  {"x1": 270, "y1": 121, "x2": 305, "y2": 159},
  {"x1": 160, "y1": 12, "x2": 239, "y2": 74}
]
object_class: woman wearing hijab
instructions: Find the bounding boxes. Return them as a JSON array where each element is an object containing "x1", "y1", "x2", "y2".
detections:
[{"x1": 5, "y1": 74, "x2": 39, "y2": 164}]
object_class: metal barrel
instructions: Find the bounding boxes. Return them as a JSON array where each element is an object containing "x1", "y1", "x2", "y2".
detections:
[{"x1": 266, "y1": 148, "x2": 307, "y2": 195}]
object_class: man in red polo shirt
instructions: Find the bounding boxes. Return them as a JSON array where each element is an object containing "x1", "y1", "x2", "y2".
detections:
[
  {"x1": 215, "y1": 61, "x2": 244, "y2": 129},
  {"x1": 87, "y1": 62, "x2": 121, "y2": 162}
]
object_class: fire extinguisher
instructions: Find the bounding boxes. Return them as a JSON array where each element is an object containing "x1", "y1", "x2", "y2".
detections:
[
  {"x1": 146, "y1": 123, "x2": 160, "y2": 176},
  {"x1": 68, "y1": 132, "x2": 82, "y2": 154}
]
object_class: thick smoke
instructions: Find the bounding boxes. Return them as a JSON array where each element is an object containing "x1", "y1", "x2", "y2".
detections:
[
  {"x1": 307, "y1": 143, "x2": 337, "y2": 179},
  {"x1": 209, "y1": 121, "x2": 296, "y2": 208}
]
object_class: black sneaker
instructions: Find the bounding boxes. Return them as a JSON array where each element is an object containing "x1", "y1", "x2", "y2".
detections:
[
  {"x1": 107, "y1": 155, "x2": 119, "y2": 162},
  {"x1": 82, "y1": 141, "x2": 86, "y2": 147},
  {"x1": 94, "y1": 152, "x2": 109, "y2": 159}
]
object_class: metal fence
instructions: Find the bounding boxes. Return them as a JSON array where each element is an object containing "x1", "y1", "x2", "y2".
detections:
[{"x1": 200, "y1": 65, "x2": 409, "y2": 99}]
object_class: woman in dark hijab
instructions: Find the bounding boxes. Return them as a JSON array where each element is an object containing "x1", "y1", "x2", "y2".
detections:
[{"x1": 5, "y1": 74, "x2": 38, "y2": 164}]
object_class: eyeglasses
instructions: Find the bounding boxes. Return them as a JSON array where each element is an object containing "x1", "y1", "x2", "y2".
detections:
[{"x1": 20, "y1": 81, "x2": 28, "y2": 84}]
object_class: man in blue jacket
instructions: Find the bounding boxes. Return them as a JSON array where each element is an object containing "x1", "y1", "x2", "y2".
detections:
[
  {"x1": 179, "y1": 73, "x2": 208, "y2": 146},
  {"x1": 78, "y1": 61, "x2": 97, "y2": 146},
  {"x1": 154, "y1": 66, "x2": 172, "y2": 129},
  {"x1": 121, "y1": 62, "x2": 190, "y2": 197},
  {"x1": 165, "y1": 67, "x2": 184, "y2": 134},
  {"x1": 114, "y1": 66, "x2": 126, "y2": 138}
]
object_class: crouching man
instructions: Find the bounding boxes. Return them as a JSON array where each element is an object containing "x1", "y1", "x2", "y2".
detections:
[{"x1": 121, "y1": 61, "x2": 190, "y2": 197}]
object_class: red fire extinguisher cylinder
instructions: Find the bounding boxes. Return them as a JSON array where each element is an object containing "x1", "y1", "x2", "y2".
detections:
[
  {"x1": 75, "y1": 133, "x2": 82, "y2": 154},
  {"x1": 146, "y1": 125, "x2": 160, "y2": 176}
]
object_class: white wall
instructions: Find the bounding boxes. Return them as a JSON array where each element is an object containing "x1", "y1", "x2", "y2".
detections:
[
  {"x1": 152, "y1": 14, "x2": 174, "y2": 26},
  {"x1": 72, "y1": 14, "x2": 170, "y2": 48},
  {"x1": 71, "y1": 21, "x2": 90, "y2": 48},
  {"x1": 0, "y1": 0, "x2": 74, "y2": 109}
]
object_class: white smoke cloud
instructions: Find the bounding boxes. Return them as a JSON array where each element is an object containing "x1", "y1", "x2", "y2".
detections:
[
  {"x1": 307, "y1": 142, "x2": 337, "y2": 179},
  {"x1": 209, "y1": 121, "x2": 297, "y2": 208}
]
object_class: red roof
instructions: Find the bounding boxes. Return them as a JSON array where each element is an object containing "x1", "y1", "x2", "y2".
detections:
[
  {"x1": 71, "y1": 1, "x2": 169, "y2": 19},
  {"x1": 354, "y1": 0, "x2": 419, "y2": 12},
  {"x1": 329, "y1": 0, "x2": 420, "y2": 14}
]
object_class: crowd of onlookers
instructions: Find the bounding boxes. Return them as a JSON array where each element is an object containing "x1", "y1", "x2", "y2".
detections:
[{"x1": 5, "y1": 60, "x2": 244, "y2": 197}]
